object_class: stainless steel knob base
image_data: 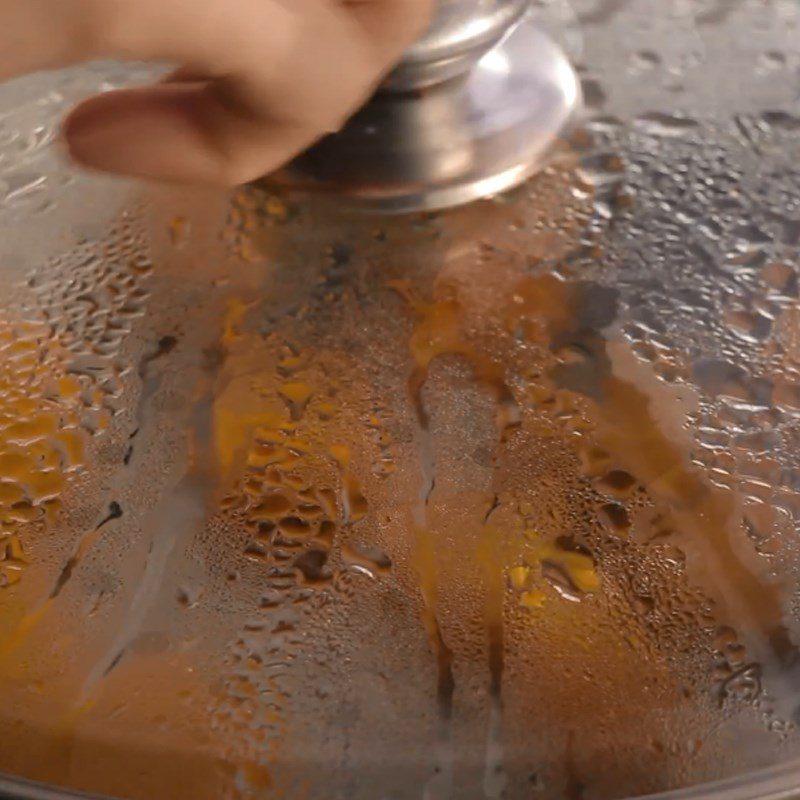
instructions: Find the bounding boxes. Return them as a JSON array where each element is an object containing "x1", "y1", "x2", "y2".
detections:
[{"x1": 266, "y1": 17, "x2": 581, "y2": 214}]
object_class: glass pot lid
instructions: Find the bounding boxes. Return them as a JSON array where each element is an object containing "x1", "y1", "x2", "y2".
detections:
[{"x1": 0, "y1": 2, "x2": 800, "y2": 799}]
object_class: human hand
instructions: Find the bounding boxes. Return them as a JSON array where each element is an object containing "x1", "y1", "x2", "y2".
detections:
[{"x1": 0, "y1": 0, "x2": 432, "y2": 184}]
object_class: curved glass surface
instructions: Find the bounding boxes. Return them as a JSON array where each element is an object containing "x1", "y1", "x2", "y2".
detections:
[{"x1": 1, "y1": 2, "x2": 800, "y2": 799}]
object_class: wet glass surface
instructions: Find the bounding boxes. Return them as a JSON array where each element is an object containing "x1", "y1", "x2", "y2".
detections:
[{"x1": 1, "y1": 2, "x2": 800, "y2": 799}]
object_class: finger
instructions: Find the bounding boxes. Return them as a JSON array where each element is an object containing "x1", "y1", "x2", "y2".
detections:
[
  {"x1": 122, "y1": 1, "x2": 437, "y2": 94},
  {"x1": 63, "y1": 82, "x2": 320, "y2": 185},
  {"x1": 88, "y1": 0, "x2": 380, "y2": 131}
]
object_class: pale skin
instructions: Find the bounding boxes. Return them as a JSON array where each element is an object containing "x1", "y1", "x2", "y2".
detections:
[{"x1": 0, "y1": 0, "x2": 433, "y2": 184}]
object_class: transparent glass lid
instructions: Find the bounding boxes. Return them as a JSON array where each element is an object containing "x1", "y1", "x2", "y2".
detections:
[{"x1": 1, "y1": 2, "x2": 800, "y2": 799}]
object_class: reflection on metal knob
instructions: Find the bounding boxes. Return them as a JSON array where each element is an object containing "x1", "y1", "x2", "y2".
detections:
[{"x1": 383, "y1": 0, "x2": 530, "y2": 90}]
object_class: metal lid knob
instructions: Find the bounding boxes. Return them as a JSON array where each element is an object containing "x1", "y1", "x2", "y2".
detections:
[{"x1": 269, "y1": 0, "x2": 582, "y2": 213}]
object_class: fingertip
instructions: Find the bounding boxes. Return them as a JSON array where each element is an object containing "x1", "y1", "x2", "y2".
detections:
[
  {"x1": 62, "y1": 92, "x2": 148, "y2": 176},
  {"x1": 62, "y1": 99, "x2": 102, "y2": 170},
  {"x1": 62, "y1": 87, "x2": 224, "y2": 184}
]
